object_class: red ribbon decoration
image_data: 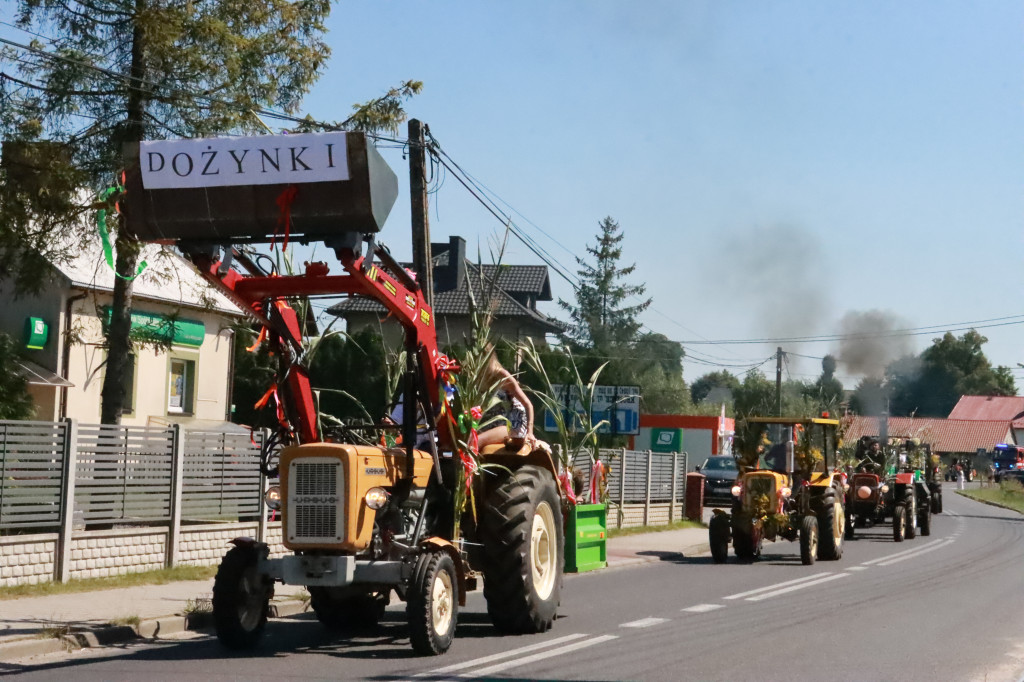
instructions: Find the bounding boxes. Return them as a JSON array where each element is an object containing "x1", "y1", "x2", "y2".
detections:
[
  {"x1": 589, "y1": 459, "x2": 605, "y2": 504},
  {"x1": 254, "y1": 384, "x2": 289, "y2": 431},
  {"x1": 272, "y1": 185, "x2": 299, "y2": 251},
  {"x1": 559, "y1": 470, "x2": 578, "y2": 505}
]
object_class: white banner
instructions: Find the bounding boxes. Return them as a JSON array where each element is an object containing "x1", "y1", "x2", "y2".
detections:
[{"x1": 139, "y1": 132, "x2": 349, "y2": 190}]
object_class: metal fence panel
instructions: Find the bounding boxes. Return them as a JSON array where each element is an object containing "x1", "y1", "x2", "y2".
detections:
[
  {"x1": 182, "y1": 431, "x2": 262, "y2": 520},
  {"x1": 0, "y1": 421, "x2": 66, "y2": 529},
  {"x1": 74, "y1": 424, "x2": 174, "y2": 522}
]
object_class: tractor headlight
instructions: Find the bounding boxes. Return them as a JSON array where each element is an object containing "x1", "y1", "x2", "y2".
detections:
[
  {"x1": 780, "y1": 487, "x2": 792, "y2": 498},
  {"x1": 731, "y1": 485, "x2": 742, "y2": 497},
  {"x1": 881, "y1": 484, "x2": 889, "y2": 494},
  {"x1": 364, "y1": 487, "x2": 390, "y2": 510},
  {"x1": 856, "y1": 486, "x2": 872, "y2": 500},
  {"x1": 265, "y1": 484, "x2": 281, "y2": 511}
]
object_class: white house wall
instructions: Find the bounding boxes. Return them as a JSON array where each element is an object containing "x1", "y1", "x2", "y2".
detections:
[{"x1": 64, "y1": 295, "x2": 236, "y2": 426}]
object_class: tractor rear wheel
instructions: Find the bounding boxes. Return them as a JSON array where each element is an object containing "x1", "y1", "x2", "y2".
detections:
[
  {"x1": 818, "y1": 495, "x2": 844, "y2": 561},
  {"x1": 932, "y1": 488, "x2": 943, "y2": 514},
  {"x1": 845, "y1": 512, "x2": 855, "y2": 540},
  {"x1": 800, "y1": 515, "x2": 818, "y2": 566},
  {"x1": 892, "y1": 505, "x2": 906, "y2": 542},
  {"x1": 407, "y1": 551, "x2": 458, "y2": 656},
  {"x1": 919, "y1": 500, "x2": 932, "y2": 536},
  {"x1": 709, "y1": 514, "x2": 730, "y2": 564},
  {"x1": 479, "y1": 465, "x2": 563, "y2": 634},
  {"x1": 213, "y1": 545, "x2": 272, "y2": 650},
  {"x1": 904, "y1": 493, "x2": 917, "y2": 540}
]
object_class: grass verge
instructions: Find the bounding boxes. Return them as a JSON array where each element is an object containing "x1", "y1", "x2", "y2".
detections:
[
  {"x1": 607, "y1": 519, "x2": 704, "y2": 539},
  {"x1": 958, "y1": 487, "x2": 1024, "y2": 515},
  {"x1": 0, "y1": 565, "x2": 217, "y2": 601}
]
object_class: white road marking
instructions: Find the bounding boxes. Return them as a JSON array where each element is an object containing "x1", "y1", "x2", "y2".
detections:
[
  {"x1": 418, "y1": 633, "x2": 587, "y2": 676},
  {"x1": 861, "y1": 538, "x2": 946, "y2": 566},
  {"x1": 847, "y1": 566, "x2": 868, "y2": 571},
  {"x1": 723, "y1": 572, "x2": 834, "y2": 600},
  {"x1": 745, "y1": 572, "x2": 850, "y2": 601},
  {"x1": 620, "y1": 617, "x2": 669, "y2": 628},
  {"x1": 463, "y1": 635, "x2": 619, "y2": 678},
  {"x1": 682, "y1": 603, "x2": 725, "y2": 613},
  {"x1": 876, "y1": 538, "x2": 955, "y2": 567}
]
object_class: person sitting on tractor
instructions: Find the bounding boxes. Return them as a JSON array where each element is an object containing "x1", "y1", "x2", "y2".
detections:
[
  {"x1": 855, "y1": 436, "x2": 884, "y2": 474},
  {"x1": 476, "y1": 350, "x2": 536, "y2": 451}
]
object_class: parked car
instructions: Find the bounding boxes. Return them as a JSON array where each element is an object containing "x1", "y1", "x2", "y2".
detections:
[{"x1": 697, "y1": 455, "x2": 739, "y2": 505}]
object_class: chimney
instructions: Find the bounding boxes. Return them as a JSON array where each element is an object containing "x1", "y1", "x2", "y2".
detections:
[{"x1": 434, "y1": 236, "x2": 466, "y2": 292}]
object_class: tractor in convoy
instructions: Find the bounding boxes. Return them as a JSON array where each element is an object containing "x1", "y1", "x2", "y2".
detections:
[
  {"x1": 708, "y1": 416, "x2": 846, "y2": 566},
  {"x1": 845, "y1": 437, "x2": 937, "y2": 542},
  {"x1": 122, "y1": 131, "x2": 565, "y2": 655}
]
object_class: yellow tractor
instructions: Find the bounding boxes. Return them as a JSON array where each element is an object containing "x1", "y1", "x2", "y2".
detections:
[{"x1": 708, "y1": 417, "x2": 846, "y2": 565}]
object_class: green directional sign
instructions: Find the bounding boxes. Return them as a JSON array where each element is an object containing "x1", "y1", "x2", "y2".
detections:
[{"x1": 651, "y1": 428, "x2": 683, "y2": 453}]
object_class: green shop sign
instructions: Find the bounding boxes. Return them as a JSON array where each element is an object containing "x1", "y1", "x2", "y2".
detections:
[
  {"x1": 24, "y1": 316, "x2": 49, "y2": 349},
  {"x1": 102, "y1": 308, "x2": 204, "y2": 347}
]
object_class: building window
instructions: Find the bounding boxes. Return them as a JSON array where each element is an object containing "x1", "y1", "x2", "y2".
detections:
[
  {"x1": 122, "y1": 354, "x2": 136, "y2": 415},
  {"x1": 168, "y1": 357, "x2": 196, "y2": 415}
]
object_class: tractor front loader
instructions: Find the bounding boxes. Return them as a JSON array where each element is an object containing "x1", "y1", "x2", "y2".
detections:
[{"x1": 123, "y1": 131, "x2": 565, "y2": 656}]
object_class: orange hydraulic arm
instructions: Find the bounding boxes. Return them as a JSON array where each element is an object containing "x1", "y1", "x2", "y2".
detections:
[{"x1": 183, "y1": 239, "x2": 446, "y2": 447}]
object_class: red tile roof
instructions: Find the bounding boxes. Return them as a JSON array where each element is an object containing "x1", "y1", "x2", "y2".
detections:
[
  {"x1": 948, "y1": 395, "x2": 1024, "y2": 421},
  {"x1": 842, "y1": 416, "x2": 1013, "y2": 454}
]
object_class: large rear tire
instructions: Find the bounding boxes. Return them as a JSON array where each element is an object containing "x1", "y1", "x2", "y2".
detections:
[
  {"x1": 479, "y1": 465, "x2": 563, "y2": 634},
  {"x1": 919, "y1": 501, "x2": 932, "y2": 536},
  {"x1": 709, "y1": 514, "x2": 730, "y2": 564},
  {"x1": 800, "y1": 515, "x2": 818, "y2": 566},
  {"x1": 932, "y1": 488, "x2": 943, "y2": 514},
  {"x1": 817, "y1": 495, "x2": 844, "y2": 561},
  {"x1": 407, "y1": 551, "x2": 458, "y2": 656},
  {"x1": 213, "y1": 545, "x2": 272, "y2": 650},
  {"x1": 892, "y1": 505, "x2": 906, "y2": 543}
]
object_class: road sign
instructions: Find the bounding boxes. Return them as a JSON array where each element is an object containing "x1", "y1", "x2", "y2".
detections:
[{"x1": 542, "y1": 384, "x2": 640, "y2": 436}]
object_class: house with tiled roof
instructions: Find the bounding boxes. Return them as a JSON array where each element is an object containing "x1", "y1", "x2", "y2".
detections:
[
  {"x1": 0, "y1": 241, "x2": 245, "y2": 426},
  {"x1": 842, "y1": 415, "x2": 1013, "y2": 460},
  {"x1": 948, "y1": 395, "x2": 1024, "y2": 443},
  {"x1": 328, "y1": 235, "x2": 565, "y2": 348}
]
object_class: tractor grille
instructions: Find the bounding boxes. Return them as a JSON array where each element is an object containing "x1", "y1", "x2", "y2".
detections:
[
  {"x1": 287, "y1": 458, "x2": 345, "y2": 544},
  {"x1": 744, "y1": 475, "x2": 776, "y2": 514}
]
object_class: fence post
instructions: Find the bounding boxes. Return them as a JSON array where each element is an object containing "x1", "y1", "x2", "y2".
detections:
[
  {"x1": 257, "y1": 430, "x2": 269, "y2": 543},
  {"x1": 643, "y1": 449, "x2": 653, "y2": 526},
  {"x1": 56, "y1": 418, "x2": 78, "y2": 583},
  {"x1": 618, "y1": 447, "x2": 626, "y2": 529},
  {"x1": 670, "y1": 451, "x2": 679, "y2": 522},
  {"x1": 167, "y1": 425, "x2": 184, "y2": 568}
]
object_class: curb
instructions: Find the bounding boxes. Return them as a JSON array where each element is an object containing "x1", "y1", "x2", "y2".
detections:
[{"x1": 0, "y1": 599, "x2": 308, "y2": 663}]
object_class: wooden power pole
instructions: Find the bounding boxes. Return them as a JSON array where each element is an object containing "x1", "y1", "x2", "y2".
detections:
[
  {"x1": 775, "y1": 346, "x2": 784, "y2": 417},
  {"x1": 408, "y1": 119, "x2": 433, "y2": 307}
]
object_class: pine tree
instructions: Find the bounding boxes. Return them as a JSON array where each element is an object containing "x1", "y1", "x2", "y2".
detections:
[{"x1": 558, "y1": 216, "x2": 651, "y2": 352}]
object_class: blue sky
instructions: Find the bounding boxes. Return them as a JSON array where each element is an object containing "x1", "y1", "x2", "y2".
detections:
[
  {"x1": 9, "y1": 1, "x2": 1019, "y2": 390},
  {"x1": 296, "y1": 1, "x2": 1023, "y2": 389}
]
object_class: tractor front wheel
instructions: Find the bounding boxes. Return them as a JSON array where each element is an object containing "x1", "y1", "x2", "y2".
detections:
[
  {"x1": 892, "y1": 505, "x2": 906, "y2": 542},
  {"x1": 904, "y1": 493, "x2": 917, "y2": 540},
  {"x1": 407, "y1": 551, "x2": 458, "y2": 656},
  {"x1": 212, "y1": 545, "x2": 272, "y2": 650},
  {"x1": 800, "y1": 515, "x2": 818, "y2": 566},
  {"x1": 709, "y1": 514, "x2": 730, "y2": 564},
  {"x1": 733, "y1": 524, "x2": 762, "y2": 562}
]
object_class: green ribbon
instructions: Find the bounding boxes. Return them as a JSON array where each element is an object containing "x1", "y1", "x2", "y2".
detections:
[{"x1": 96, "y1": 185, "x2": 147, "y2": 280}]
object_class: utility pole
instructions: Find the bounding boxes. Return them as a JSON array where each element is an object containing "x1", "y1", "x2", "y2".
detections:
[
  {"x1": 775, "y1": 346, "x2": 784, "y2": 417},
  {"x1": 408, "y1": 119, "x2": 433, "y2": 307}
]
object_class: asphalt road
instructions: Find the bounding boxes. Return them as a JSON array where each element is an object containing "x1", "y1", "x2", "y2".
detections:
[{"x1": 5, "y1": 484, "x2": 1024, "y2": 681}]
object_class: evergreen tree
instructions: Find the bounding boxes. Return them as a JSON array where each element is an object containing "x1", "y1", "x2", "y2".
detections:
[
  {"x1": 558, "y1": 217, "x2": 651, "y2": 352},
  {"x1": 806, "y1": 354, "x2": 844, "y2": 412}
]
